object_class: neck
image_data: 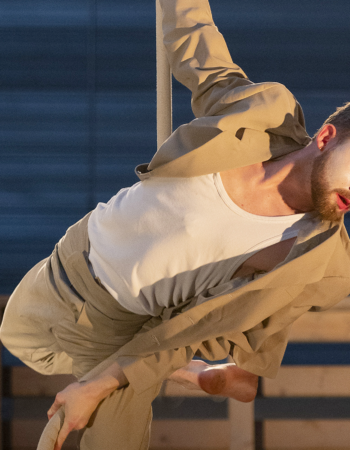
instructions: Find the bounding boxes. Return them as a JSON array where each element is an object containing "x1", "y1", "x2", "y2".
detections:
[
  {"x1": 220, "y1": 141, "x2": 318, "y2": 216},
  {"x1": 265, "y1": 144, "x2": 316, "y2": 213}
]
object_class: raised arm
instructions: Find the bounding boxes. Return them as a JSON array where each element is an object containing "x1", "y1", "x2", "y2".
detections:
[{"x1": 159, "y1": 0, "x2": 252, "y2": 117}]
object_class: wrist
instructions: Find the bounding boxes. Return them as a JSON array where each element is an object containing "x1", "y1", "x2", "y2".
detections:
[
  {"x1": 79, "y1": 362, "x2": 128, "y2": 402},
  {"x1": 82, "y1": 375, "x2": 120, "y2": 402}
]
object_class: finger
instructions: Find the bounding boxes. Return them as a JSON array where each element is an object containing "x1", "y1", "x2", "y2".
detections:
[
  {"x1": 54, "y1": 421, "x2": 72, "y2": 450},
  {"x1": 47, "y1": 398, "x2": 62, "y2": 421}
]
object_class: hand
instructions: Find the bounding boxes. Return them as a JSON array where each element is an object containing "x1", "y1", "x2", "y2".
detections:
[
  {"x1": 47, "y1": 381, "x2": 102, "y2": 450},
  {"x1": 47, "y1": 362, "x2": 127, "y2": 450}
]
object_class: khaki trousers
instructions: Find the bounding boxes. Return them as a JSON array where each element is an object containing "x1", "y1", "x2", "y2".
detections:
[{"x1": 0, "y1": 213, "x2": 163, "y2": 449}]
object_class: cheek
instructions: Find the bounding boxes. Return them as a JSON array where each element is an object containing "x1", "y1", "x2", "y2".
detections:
[{"x1": 326, "y1": 158, "x2": 350, "y2": 188}]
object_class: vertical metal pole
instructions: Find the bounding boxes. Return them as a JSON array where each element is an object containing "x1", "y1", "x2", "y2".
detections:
[
  {"x1": 87, "y1": 0, "x2": 97, "y2": 211},
  {"x1": 156, "y1": 0, "x2": 172, "y2": 149},
  {"x1": 155, "y1": 0, "x2": 172, "y2": 402}
]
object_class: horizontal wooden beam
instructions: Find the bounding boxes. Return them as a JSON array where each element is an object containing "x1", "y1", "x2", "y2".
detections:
[
  {"x1": 9, "y1": 367, "x2": 74, "y2": 397},
  {"x1": 255, "y1": 397, "x2": 350, "y2": 420},
  {"x1": 264, "y1": 366, "x2": 350, "y2": 397},
  {"x1": 9, "y1": 418, "x2": 79, "y2": 449},
  {"x1": 151, "y1": 419, "x2": 230, "y2": 450},
  {"x1": 265, "y1": 419, "x2": 350, "y2": 449},
  {"x1": 153, "y1": 396, "x2": 227, "y2": 420},
  {"x1": 2, "y1": 395, "x2": 228, "y2": 422}
]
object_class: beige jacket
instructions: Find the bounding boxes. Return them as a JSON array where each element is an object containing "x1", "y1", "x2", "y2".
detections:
[{"x1": 82, "y1": 0, "x2": 350, "y2": 394}]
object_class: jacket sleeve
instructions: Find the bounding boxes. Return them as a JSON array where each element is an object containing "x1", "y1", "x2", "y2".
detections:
[
  {"x1": 78, "y1": 325, "x2": 232, "y2": 395},
  {"x1": 159, "y1": 0, "x2": 252, "y2": 118},
  {"x1": 119, "y1": 335, "x2": 232, "y2": 394},
  {"x1": 232, "y1": 324, "x2": 293, "y2": 378}
]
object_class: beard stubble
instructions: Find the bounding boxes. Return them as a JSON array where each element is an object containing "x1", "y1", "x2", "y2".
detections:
[{"x1": 311, "y1": 150, "x2": 348, "y2": 222}]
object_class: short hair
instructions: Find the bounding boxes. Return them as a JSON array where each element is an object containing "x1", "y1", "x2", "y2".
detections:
[{"x1": 313, "y1": 102, "x2": 350, "y2": 144}]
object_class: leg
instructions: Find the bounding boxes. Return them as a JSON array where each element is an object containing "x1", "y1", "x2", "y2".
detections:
[
  {"x1": 1, "y1": 257, "x2": 159, "y2": 450},
  {"x1": 37, "y1": 380, "x2": 162, "y2": 450},
  {"x1": 0, "y1": 257, "x2": 74, "y2": 375},
  {"x1": 169, "y1": 359, "x2": 258, "y2": 402},
  {"x1": 1, "y1": 221, "x2": 161, "y2": 450},
  {"x1": 79, "y1": 382, "x2": 162, "y2": 450}
]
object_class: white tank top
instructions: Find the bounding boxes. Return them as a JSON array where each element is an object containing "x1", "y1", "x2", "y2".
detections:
[{"x1": 88, "y1": 173, "x2": 310, "y2": 316}]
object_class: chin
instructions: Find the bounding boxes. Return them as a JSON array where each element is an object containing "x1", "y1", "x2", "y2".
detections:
[
  {"x1": 313, "y1": 196, "x2": 342, "y2": 222},
  {"x1": 316, "y1": 207, "x2": 344, "y2": 222}
]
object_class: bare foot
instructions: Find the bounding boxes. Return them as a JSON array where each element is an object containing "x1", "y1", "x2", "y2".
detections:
[
  {"x1": 168, "y1": 360, "x2": 209, "y2": 391},
  {"x1": 198, "y1": 364, "x2": 258, "y2": 402},
  {"x1": 168, "y1": 361, "x2": 258, "y2": 403}
]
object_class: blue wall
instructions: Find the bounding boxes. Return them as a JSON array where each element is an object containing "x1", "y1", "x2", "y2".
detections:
[{"x1": 1, "y1": 0, "x2": 350, "y2": 294}]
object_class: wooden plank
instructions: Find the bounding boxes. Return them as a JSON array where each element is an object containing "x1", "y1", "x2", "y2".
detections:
[
  {"x1": 0, "y1": 295, "x2": 9, "y2": 309},
  {"x1": 228, "y1": 399, "x2": 255, "y2": 450},
  {"x1": 162, "y1": 364, "x2": 254, "y2": 449},
  {"x1": 153, "y1": 396, "x2": 227, "y2": 420},
  {"x1": 150, "y1": 419, "x2": 230, "y2": 449},
  {"x1": 255, "y1": 397, "x2": 350, "y2": 420},
  {"x1": 10, "y1": 367, "x2": 75, "y2": 397},
  {"x1": 11, "y1": 419, "x2": 78, "y2": 449},
  {"x1": 2, "y1": 397, "x2": 54, "y2": 420},
  {"x1": 289, "y1": 297, "x2": 350, "y2": 342},
  {"x1": 264, "y1": 366, "x2": 350, "y2": 397},
  {"x1": 289, "y1": 311, "x2": 350, "y2": 342},
  {"x1": 265, "y1": 420, "x2": 350, "y2": 449}
]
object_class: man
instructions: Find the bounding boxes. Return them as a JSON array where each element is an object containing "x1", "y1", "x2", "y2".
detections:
[{"x1": 1, "y1": 0, "x2": 350, "y2": 449}]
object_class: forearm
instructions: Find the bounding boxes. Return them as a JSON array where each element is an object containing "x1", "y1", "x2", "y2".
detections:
[
  {"x1": 74, "y1": 339, "x2": 196, "y2": 396},
  {"x1": 81, "y1": 361, "x2": 129, "y2": 402}
]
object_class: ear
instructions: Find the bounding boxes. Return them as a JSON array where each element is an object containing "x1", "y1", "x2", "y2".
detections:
[{"x1": 316, "y1": 124, "x2": 337, "y2": 151}]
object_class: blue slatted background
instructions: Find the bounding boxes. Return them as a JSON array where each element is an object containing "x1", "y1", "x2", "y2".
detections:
[
  {"x1": 1, "y1": 0, "x2": 350, "y2": 370},
  {"x1": 1, "y1": 0, "x2": 350, "y2": 293}
]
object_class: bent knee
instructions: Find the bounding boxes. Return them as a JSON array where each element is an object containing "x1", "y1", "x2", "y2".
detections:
[{"x1": 0, "y1": 319, "x2": 15, "y2": 352}]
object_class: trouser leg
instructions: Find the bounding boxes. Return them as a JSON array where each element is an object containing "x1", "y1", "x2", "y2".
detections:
[
  {"x1": 79, "y1": 382, "x2": 162, "y2": 450},
  {"x1": 51, "y1": 300, "x2": 161, "y2": 449},
  {"x1": 1, "y1": 220, "x2": 163, "y2": 449},
  {"x1": 1, "y1": 258, "x2": 162, "y2": 450},
  {"x1": 0, "y1": 257, "x2": 74, "y2": 375}
]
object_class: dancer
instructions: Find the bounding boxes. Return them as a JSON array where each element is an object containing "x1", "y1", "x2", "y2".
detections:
[{"x1": 2, "y1": 0, "x2": 350, "y2": 449}]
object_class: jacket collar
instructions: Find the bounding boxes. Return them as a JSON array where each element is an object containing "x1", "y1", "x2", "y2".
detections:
[{"x1": 136, "y1": 127, "x2": 309, "y2": 180}]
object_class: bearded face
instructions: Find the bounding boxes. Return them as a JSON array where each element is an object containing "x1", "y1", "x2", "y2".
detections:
[{"x1": 311, "y1": 148, "x2": 350, "y2": 222}]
